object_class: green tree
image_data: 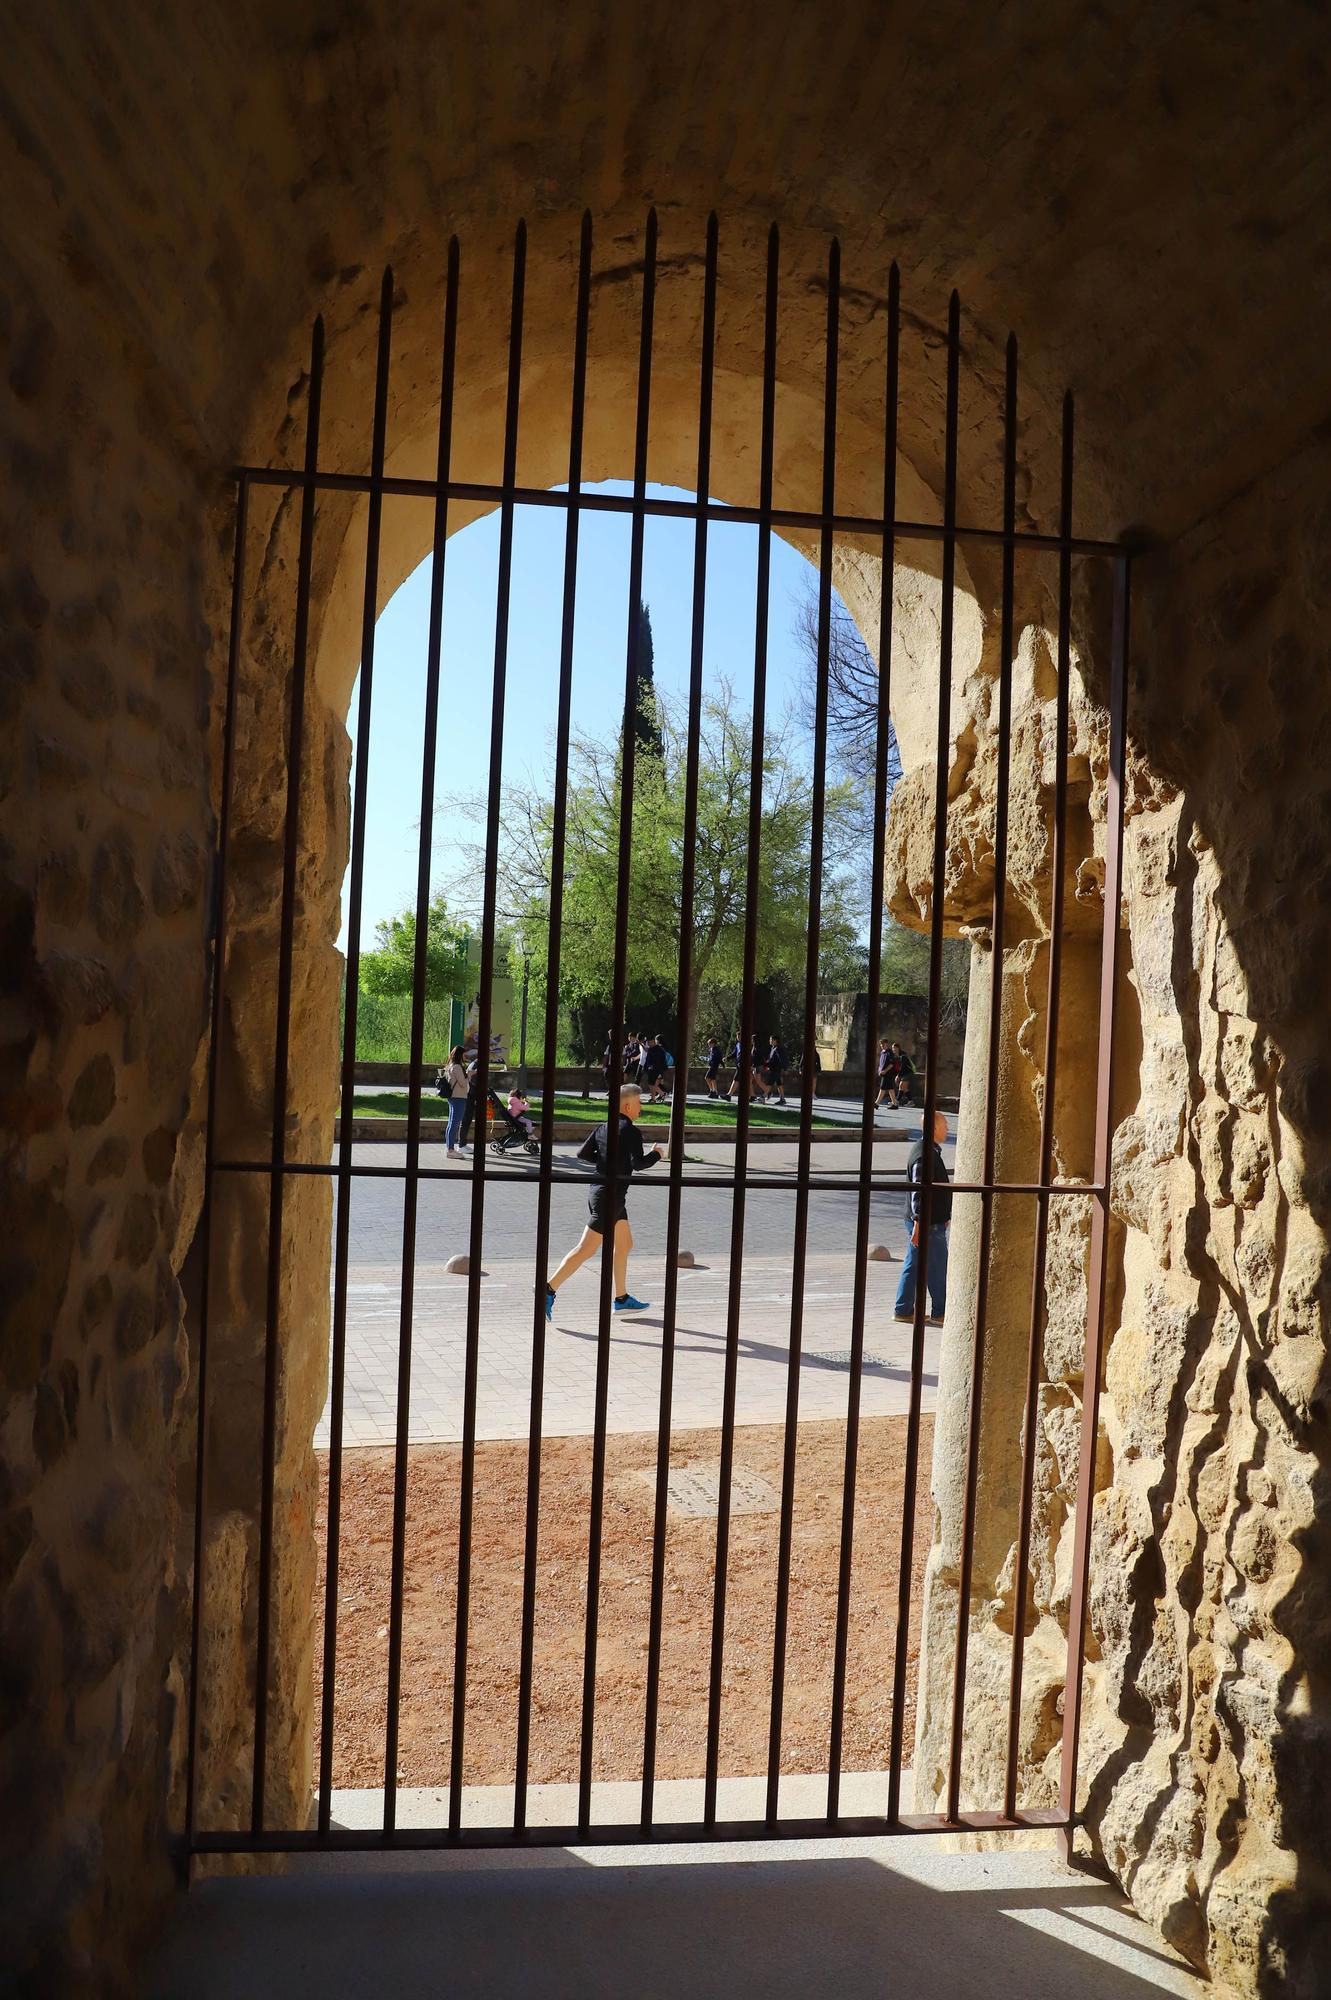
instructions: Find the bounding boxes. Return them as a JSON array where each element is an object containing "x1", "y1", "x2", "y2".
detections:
[
  {"x1": 880, "y1": 919, "x2": 969, "y2": 1027},
  {"x1": 467, "y1": 679, "x2": 866, "y2": 1060},
  {"x1": 359, "y1": 890, "x2": 470, "y2": 1001}
]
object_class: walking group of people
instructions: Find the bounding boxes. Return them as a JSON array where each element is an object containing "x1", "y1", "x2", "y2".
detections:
[
  {"x1": 601, "y1": 1030, "x2": 673, "y2": 1103},
  {"x1": 874, "y1": 1037, "x2": 916, "y2": 1111},
  {"x1": 698, "y1": 1033, "x2": 822, "y2": 1104}
]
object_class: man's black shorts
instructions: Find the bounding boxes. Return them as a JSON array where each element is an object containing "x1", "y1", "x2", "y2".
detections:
[{"x1": 587, "y1": 1188, "x2": 629, "y2": 1235}]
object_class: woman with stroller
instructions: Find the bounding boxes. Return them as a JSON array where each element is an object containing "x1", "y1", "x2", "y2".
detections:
[{"x1": 442, "y1": 1043, "x2": 469, "y2": 1157}]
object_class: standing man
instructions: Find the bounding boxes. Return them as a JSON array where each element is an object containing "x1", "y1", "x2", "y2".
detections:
[
  {"x1": 874, "y1": 1037, "x2": 895, "y2": 1110},
  {"x1": 894, "y1": 1109, "x2": 951, "y2": 1325},
  {"x1": 544, "y1": 1082, "x2": 665, "y2": 1318}
]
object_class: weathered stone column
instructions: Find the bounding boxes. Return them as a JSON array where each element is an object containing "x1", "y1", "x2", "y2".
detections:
[
  {"x1": 912, "y1": 923, "x2": 1103, "y2": 1812},
  {"x1": 191, "y1": 492, "x2": 350, "y2": 1835}
]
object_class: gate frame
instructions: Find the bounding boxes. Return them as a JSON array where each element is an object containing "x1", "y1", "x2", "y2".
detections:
[{"x1": 183, "y1": 210, "x2": 1134, "y2": 1864}]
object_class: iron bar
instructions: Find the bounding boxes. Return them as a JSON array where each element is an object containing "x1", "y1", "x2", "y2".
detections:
[
  {"x1": 641, "y1": 211, "x2": 719, "y2": 1825},
  {"x1": 184, "y1": 474, "x2": 249, "y2": 1849},
  {"x1": 1058, "y1": 552, "x2": 1130, "y2": 1856},
  {"x1": 450, "y1": 221, "x2": 527, "y2": 1831},
  {"x1": 513, "y1": 212, "x2": 594, "y2": 1832},
  {"x1": 945, "y1": 332, "x2": 1018, "y2": 1822},
  {"x1": 230, "y1": 464, "x2": 1123, "y2": 558},
  {"x1": 251, "y1": 318, "x2": 323, "y2": 1835},
  {"x1": 213, "y1": 1158, "x2": 1105, "y2": 1197},
  {"x1": 383, "y1": 245, "x2": 460, "y2": 1832},
  {"x1": 766, "y1": 237, "x2": 839, "y2": 1824},
  {"x1": 578, "y1": 207, "x2": 659, "y2": 1832},
  {"x1": 887, "y1": 290, "x2": 960, "y2": 1825},
  {"x1": 1005, "y1": 392, "x2": 1075, "y2": 1819},
  {"x1": 704, "y1": 220, "x2": 780, "y2": 1828},
  {"x1": 195, "y1": 1804, "x2": 1067, "y2": 1855},
  {"x1": 317, "y1": 269, "x2": 395, "y2": 1834},
  {"x1": 827, "y1": 262, "x2": 900, "y2": 1812}
]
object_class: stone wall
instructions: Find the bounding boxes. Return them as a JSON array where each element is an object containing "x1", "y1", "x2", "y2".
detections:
[
  {"x1": 2, "y1": 5, "x2": 1330, "y2": 1994},
  {"x1": 1077, "y1": 434, "x2": 1331, "y2": 1996},
  {"x1": 902, "y1": 433, "x2": 1331, "y2": 1995},
  {"x1": 0, "y1": 255, "x2": 226, "y2": 1985}
]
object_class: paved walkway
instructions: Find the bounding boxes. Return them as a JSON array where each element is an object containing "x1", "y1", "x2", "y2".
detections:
[
  {"x1": 318, "y1": 1138, "x2": 948, "y2": 1448},
  {"x1": 151, "y1": 1833, "x2": 1203, "y2": 1999}
]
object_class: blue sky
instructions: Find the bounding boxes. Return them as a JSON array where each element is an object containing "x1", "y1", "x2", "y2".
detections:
[{"x1": 340, "y1": 481, "x2": 833, "y2": 949}]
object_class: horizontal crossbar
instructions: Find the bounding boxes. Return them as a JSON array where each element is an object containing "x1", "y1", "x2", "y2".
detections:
[{"x1": 230, "y1": 465, "x2": 1129, "y2": 559}]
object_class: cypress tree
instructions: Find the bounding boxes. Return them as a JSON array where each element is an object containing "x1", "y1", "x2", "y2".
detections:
[{"x1": 631, "y1": 599, "x2": 664, "y2": 763}]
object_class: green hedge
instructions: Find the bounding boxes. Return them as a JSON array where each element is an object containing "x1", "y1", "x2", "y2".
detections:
[
  {"x1": 348, "y1": 992, "x2": 453, "y2": 1064},
  {"x1": 344, "y1": 988, "x2": 577, "y2": 1066}
]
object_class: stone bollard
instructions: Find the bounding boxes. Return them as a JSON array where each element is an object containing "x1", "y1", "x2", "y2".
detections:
[
  {"x1": 444, "y1": 1253, "x2": 470, "y2": 1275},
  {"x1": 676, "y1": 1249, "x2": 696, "y2": 1268},
  {"x1": 867, "y1": 1243, "x2": 896, "y2": 1262}
]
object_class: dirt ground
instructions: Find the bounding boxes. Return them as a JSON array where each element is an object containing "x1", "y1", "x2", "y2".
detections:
[{"x1": 314, "y1": 1413, "x2": 934, "y2": 1792}]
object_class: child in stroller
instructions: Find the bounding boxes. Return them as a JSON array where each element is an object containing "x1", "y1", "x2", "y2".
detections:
[{"x1": 487, "y1": 1085, "x2": 541, "y2": 1156}]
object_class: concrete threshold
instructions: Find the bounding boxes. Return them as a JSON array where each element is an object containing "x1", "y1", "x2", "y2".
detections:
[{"x1": 151, "y1": 1777, "x2": 1205, "y2": 2000}]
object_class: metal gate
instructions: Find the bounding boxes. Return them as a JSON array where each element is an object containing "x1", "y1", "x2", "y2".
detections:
[{"x1": 185, "y1": 212, "x2": 1131, "y2": 1860}]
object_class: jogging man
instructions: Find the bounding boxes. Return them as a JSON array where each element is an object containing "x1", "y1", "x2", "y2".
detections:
[
  {"x1": 544, "y1": 1082, "x2": 665, "y2": 1317},
  {"x1": 894, "y1": 1109, "x2": 951, "y2": 1325},
  {"x1": 892, "y1": 1041, "x2": 916, "y2": 1106},
  {"x1": 702, "y1": 1036, "x2": 723, "y2": 1098}
]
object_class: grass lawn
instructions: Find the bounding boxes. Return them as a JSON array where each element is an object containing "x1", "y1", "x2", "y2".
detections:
[{"x1": 348, "y1": 1089, "x2": 844, "y2": 1131}]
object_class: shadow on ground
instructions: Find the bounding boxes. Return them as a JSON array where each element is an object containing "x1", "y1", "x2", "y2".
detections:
[{"x1": 147, "y1": 1847, "x2": 1201, "y2": 1998}]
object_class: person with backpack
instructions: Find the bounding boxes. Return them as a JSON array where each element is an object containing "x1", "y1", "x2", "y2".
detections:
[
  {"x1": 763, "y1": 1033, "x2": 787, "y2": 1105},
  {"x1": 640, "y1": 1033, "x2": 669, "y2": 1102},
  {"x1": 874, "y1": 1036, "x2": 895, "y2": 1111},
  {"x1": 796, "y1": 1043, "x2": 822, "y2": 1100},
  {"x1": 459, "y1": 1054, "x2": 482, "y2": 1149},
  {"x1": 894, "y1": 1109, "x2": 951, "y2": 1324},
  {"x1": 442, "y1": 1042, "x2": 469, "y2": 1156},
  {"x1": 543, "y1": 1082, "x2": 666, "y2": 1318}
]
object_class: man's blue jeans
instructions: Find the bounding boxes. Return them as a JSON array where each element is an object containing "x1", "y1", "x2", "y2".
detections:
[{"x1": 895, "y1": 1224, "x2": 948, "y2": 1317}]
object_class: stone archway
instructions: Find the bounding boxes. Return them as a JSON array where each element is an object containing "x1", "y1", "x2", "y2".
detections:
[{"x1": 7, "y1": 10, "x2": 1330, "y2": 1984}]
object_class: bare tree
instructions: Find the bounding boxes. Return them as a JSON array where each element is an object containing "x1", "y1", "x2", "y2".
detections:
[{"x1": 793, "y1": 580, "x2": 903, "y2": 792}]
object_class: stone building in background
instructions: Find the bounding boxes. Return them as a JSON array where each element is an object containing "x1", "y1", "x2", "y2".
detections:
[{"x1": 2, "y1": 4, "x2": 1330, "y2": 1995}]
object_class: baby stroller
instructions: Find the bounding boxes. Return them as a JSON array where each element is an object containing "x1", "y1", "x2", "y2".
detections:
[{"x1": 486, "y1": 1086, "x2": 541, "y2": 1157}]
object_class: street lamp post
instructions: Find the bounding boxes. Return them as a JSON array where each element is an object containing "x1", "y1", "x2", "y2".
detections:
[{"x1": 518, "y1": 954, "x2": 530, "y2": 1095}]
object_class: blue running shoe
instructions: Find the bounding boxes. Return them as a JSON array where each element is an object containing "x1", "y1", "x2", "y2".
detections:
[
  {"x1": 545, "y1": 1287, "x2": 555, "y2": 1322},
  {"x1": 613, "y1": 1293, "x2": 650, "y2": 1312}
]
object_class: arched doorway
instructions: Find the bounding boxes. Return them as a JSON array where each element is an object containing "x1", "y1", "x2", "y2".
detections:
[{"x1": 186, "y1": 212, "x2": 1133, "y2": 1860}]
